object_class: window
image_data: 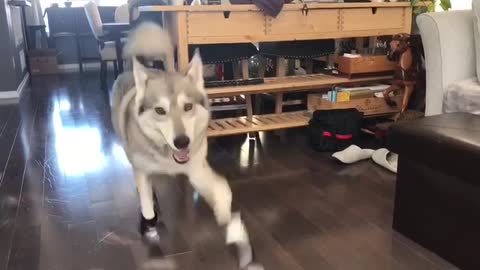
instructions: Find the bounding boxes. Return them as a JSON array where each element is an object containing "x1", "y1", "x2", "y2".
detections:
[
  {"x1": 449, "y1": 0, "x2": 471, "y2": 10},
  {"x1": 40, "y1": 0, "x2": 125, "y2": 10}
]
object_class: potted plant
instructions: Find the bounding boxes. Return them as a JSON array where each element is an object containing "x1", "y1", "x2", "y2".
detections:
[
  {"x1": 411, "y1": 0, "x2": 451, "y2": 33},
  {"x1": 412, "y1": 0, "x2": 452, "y2": 14}
]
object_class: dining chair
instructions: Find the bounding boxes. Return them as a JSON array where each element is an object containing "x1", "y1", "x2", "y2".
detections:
[
  {"x1": 114, "y1": 4, "x2": 130, "y2": 23},
  {"x1": 115, "y1": 3, "x2": 140, "y2": 23},
  {"x1": 257, "y1": 40, "x2": 336, "y2": 114},
  {"x1": 84, "y1": 1, "x2": 123, "y2": 90},
  {"x1": 128, "y1": 1, "x2": 258, "y2": 125},
  {"x1": 190, "y1": 44, "x2": 258, "y2": 122}
]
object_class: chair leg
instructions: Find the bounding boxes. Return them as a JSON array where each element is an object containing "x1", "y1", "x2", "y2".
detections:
[
  {"x1": 273, "y1": 57, "x2": 289, "y2": 138},
  {"x1": 232, "y1": 61, "x2": 241, "y2": 80},
  {"x1": 245, "y1": 94, "x2": 257, "y2": 139},
  {"x1": 241, "y1": 59, "x2": 249, "y2": 79},
  {"x1": 276, "y1": 56, "x2": 287, "y2": 77},
  {"x1": 113, "y1": 61, "x2": 119, "y2": 78},
  {"x1": 258, "y1": 55, "x2": 267, "y2": 78},
  {"x1": 329, "y1": 39, "x2": 341, "y2": 69},
  {"x1": 256, "y1": 56, "x2": 267, "y2": 117},
  {"x1": 275, "y1": 93, "x2": 284, "y2": 114},
  {"x1": 224, "y1": 62, "x2": 234, "y2": 80},
  {"x1": 355, "y1": 37, "x2": 365, "y2": 53},
  {"x1": 305, "y1": 59, "x2": 314, "y2": 74},
  {"x1": 75, "y1": 33, "x2": 83, "y2": 73},
  {"x1": 254, "y1": 94, "x2": 262, "y2": 115},
  {"x1": 100, "y1": 61, "x2": 107, "y2": 90},
  {"x1": 275, "y1": 57, "x2": 287, "y2": 114},
  {"x1": 240, "y1": 59, "x2": 257, "y2": 138},
  {"x1": 41, "y1": 29, "x2": 48, "y2": 49}
]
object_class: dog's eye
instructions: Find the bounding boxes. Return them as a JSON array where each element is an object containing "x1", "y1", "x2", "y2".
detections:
[
  {"x1": 154, "y1": 107, "x2": 166, "y2": 115},
  {"x1": 184, "y1": 103, "x2": 193, "y2": 112}
]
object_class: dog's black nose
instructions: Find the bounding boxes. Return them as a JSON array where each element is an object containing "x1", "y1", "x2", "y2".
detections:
[{"x1": 174, "y1": 135, "x2": 190, "y2": 149}]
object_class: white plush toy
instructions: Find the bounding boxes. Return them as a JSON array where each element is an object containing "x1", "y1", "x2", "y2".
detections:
[
  {"x1": 372, "y1": 148, "x2": 398, "y2": 173},
  {"x1": 332, "y1": 145, "x2": 399, "y2": 174},
  {"x1": 332, "y1": 145, "x2": 375, "y2": 164}
]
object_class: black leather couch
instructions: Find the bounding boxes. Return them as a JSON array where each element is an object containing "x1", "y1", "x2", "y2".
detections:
[{"x1": 387, "y1": 112, "x2": 480, "y2": 270}]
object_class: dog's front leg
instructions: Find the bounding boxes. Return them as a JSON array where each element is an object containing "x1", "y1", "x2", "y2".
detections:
[
  {"x1": 188, "y1": 161, "x2": 232, "y2": 225},
  {"x1": 134, "y1": 170, "x2": 158, "y2": 236},
  {"x1": 188, "y1": 162, "x2": 259, "y2": 269}
]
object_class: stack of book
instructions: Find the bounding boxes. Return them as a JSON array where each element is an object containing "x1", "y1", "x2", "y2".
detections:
[{"x1": 322, "y1": 84, "x2": 390, "y2": 103}]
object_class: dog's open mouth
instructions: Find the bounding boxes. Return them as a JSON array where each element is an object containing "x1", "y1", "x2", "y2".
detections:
[{"x1": 172, "y1": 149, "x2": 190, "y2": 164}]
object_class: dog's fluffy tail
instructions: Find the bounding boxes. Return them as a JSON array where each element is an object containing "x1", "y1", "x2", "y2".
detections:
[{"x1": 123, "y1": 22, "x2": 175, "y2": 72}]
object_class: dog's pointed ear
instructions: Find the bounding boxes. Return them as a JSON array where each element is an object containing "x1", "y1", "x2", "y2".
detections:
[
  {"x1": 187, "y1": 49, "x2": 204, "y2": 91},
  {"x1": 133, "y1": 56, "x2": 148, "y2": 108}
]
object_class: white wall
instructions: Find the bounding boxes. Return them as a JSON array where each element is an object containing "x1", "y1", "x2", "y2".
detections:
[{"x1": 451, "y1": 0, "x2": 472, "y2": 10}]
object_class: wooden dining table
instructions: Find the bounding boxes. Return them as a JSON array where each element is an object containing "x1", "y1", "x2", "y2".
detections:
[{"x1": 102, "y1": 22, "x2": 130, "y2": 73}]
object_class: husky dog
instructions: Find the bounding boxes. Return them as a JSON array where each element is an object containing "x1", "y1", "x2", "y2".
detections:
[{"x1": 111, "y1": 23, "x2": 257, "y2": 269}]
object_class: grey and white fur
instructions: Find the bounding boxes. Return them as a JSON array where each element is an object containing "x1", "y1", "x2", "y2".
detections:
[{"x1": 111, "y1": 22, "x2": 259, "y2": 269}]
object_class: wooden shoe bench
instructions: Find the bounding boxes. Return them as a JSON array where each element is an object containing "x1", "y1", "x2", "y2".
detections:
[{"x1": 139, "y1": 2, "x2": 413, "y2": 137}]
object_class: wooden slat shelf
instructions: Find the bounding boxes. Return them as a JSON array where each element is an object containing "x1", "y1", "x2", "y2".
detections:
[
  {"x1": 207, "y1": 74, "x2": 393, "y2": 98},
  {"x1": 207, "y1": 109, "x2": 399, "y2": 137},
  {"x1": 207, "y1": 111, "x2": 310, "y2": 137}
]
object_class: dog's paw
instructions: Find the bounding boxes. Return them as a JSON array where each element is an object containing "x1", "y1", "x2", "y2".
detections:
[
  {"x1": 226, "y1": 213, "x2": 255, "y2": 268},
  {"x1": 242, "y1": 263, "x2": 265, "y2": 270},
  {"x1": 140, "y1": 214, "x2": 160, "y2": 242},
  {"x1": 226, "y1": 213, "x2": 249, "y2": 245},
  {"x1": 141, "y1": 258, "x2": 177, "y2": 270}
]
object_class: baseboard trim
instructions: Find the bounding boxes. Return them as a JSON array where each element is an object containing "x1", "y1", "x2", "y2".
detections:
[
  {"x1": 58, "y1": 63, "x2": 100, "y2": 73},
  {"x1": 58, "y1": 62, "x2": 120, "y2": 73},
  {"x1": 0, "y1": 73, "x2": 30, "y2": 101},
  {"x1": 0, "y1": 91, "x2": 19, "y2": 99},
  {"x1": 17, "y1": 73, "x2": 29, "y2": 97}
]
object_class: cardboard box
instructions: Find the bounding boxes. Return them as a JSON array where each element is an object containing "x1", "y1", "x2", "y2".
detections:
[
  {"x1": 338, "y1": 55, "x2": 396, "y2": 76},
  {"x1": 307, "y1": 93, "x2": 402, "y2": 116},
  {"x1": 29, "y1": 49, "x2": 59, "y2": 75}
]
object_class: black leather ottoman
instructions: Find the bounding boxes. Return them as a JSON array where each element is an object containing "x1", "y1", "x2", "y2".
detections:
[{"x1": 387, "y1": 112, "x2": 480, "y2": 270}]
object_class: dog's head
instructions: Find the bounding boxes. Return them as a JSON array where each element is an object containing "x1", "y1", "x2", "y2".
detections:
[{"x1": 132, "y1": 49, "x2": 209, "y2": 165}]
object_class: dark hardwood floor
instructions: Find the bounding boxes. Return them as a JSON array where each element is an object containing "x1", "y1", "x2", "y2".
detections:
[{"x1": 0, "y1": 73, "x2": 457, "y2": 270}]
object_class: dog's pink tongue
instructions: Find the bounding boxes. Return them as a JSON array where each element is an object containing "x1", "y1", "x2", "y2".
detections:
[
  {"x1": 177, "y1": 150, "x2": 189, "y2": 158},
  {"x1": 174, "y1": 149, "x2": 190, "y2": 162}
]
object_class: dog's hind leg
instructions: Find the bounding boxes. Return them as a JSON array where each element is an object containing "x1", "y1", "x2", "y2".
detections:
[{"x1": 135, "y1": 170, "x2": 158, "y2": 237}]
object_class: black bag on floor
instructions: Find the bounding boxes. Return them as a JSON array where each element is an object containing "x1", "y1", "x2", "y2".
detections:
[{"x1": 308, "y1": 109, "x2": 364, "y2": 152}]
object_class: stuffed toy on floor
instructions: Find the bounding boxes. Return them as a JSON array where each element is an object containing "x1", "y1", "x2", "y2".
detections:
[{"x1": 332, "y1": 144, "x2": 398, "y2": 173}]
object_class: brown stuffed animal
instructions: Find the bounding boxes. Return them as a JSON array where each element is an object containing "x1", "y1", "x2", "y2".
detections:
[{"x1": 383, "y1": 33, "x2": 417, "y2": 113}]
